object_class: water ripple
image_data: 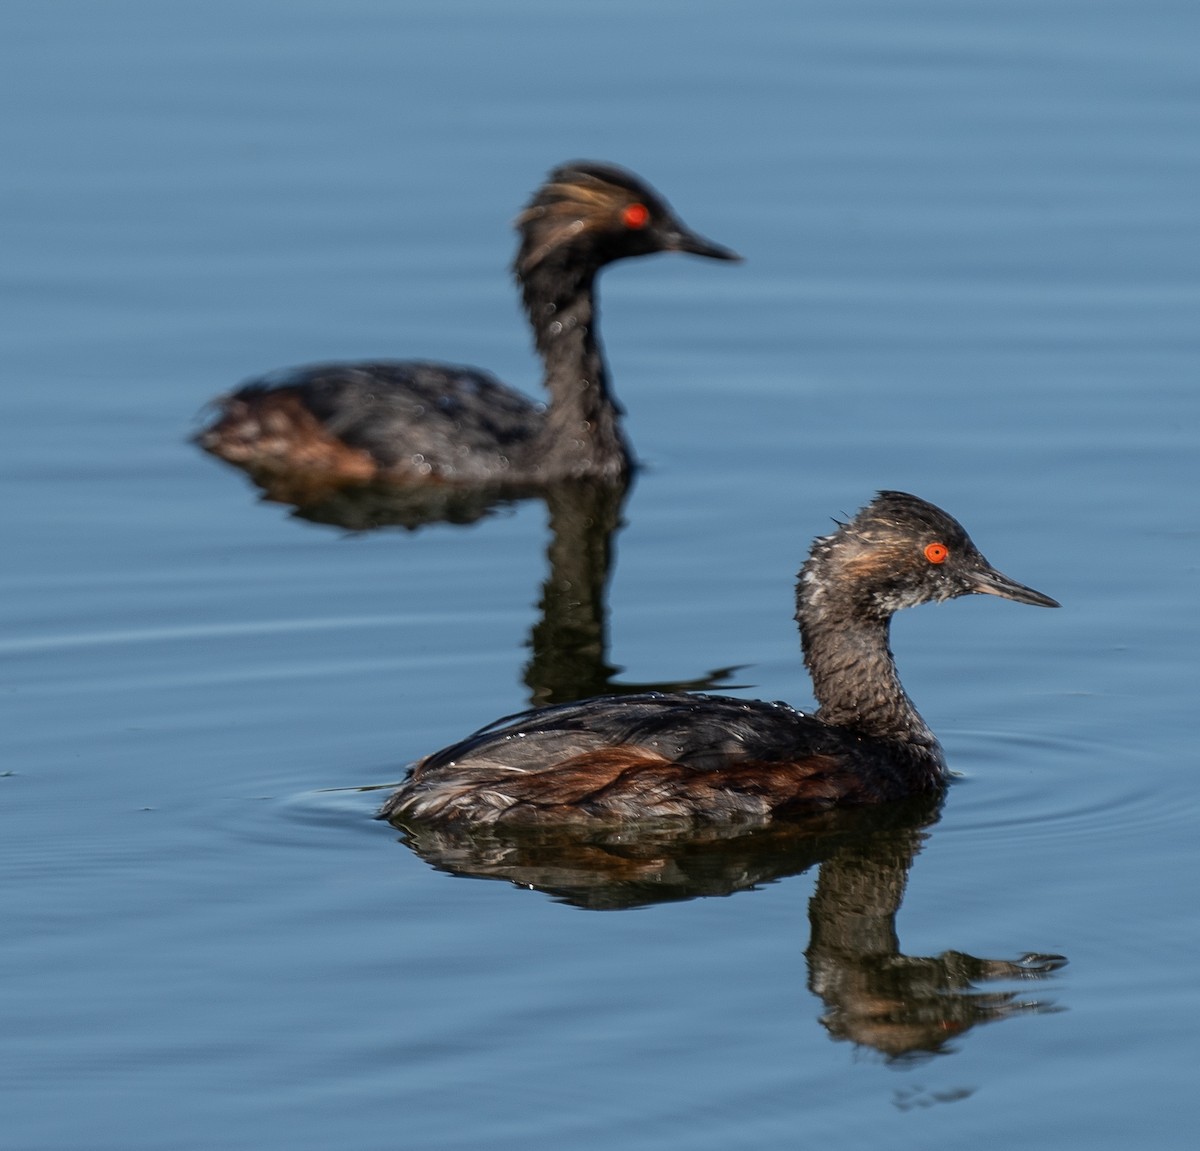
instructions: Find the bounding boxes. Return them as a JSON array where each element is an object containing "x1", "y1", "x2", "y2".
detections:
[
  {"x1": 210, "y1": 781, "x2": 388, "y2": 851},
  {"x1": 0, "y1": 612, "x2": 461, "y2": 657},
  {"x1": 943, "y1": 728, "x2": 1177, "y2": 846}
]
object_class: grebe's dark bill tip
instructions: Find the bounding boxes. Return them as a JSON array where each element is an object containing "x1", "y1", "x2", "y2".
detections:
[
  {"x1": 666, "y1": 229, "x2": 742, "y2": 262},
  {"x1": 971, "y1": 566, "x2": 1061, "y2": 609}
]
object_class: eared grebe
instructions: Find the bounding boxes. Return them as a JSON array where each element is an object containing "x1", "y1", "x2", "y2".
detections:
[
  {"x1": 379, "y1": 492, "x2": 1059, "y2": 826},
  {"x1": 195, "y1": 161, "x2": 739, "y2": 484}
]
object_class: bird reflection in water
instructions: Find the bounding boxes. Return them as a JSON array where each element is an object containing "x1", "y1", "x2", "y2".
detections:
[
  {"x1": 212, "y1": 474, "x2": 736, "y2": 705},
  {"x1": 388, "y1": 793, "x2": 1066, "y2": 1061}
]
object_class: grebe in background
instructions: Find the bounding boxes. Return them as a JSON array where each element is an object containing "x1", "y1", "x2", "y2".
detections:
[
  {"x1": 379, "y1": 492, "x2": 1059, "y2": 825},
  {"x1": 196, "y1": 161, "x2": 739, "y2": 485}
]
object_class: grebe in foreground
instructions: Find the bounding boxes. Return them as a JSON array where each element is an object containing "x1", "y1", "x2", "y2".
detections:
[
  {"x1": 196, "y1": 161, "x2": 738, "y2": 484},
  {"x1": 379, "y1": 492, "x2": 1059, "y2": 826}
]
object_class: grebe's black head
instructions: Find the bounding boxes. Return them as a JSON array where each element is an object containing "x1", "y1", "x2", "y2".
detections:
[
  {"x1": 514, "y1": 161, "x2": 741, "y2": 276},
  {"x1": 801, "y1": 491, "x2": 1060, "y2": 620}
]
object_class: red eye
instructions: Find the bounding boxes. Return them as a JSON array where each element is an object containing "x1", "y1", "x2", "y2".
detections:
[
  {"x1": 621, "y1": 203, "x2": 651, "y2": 229},
  {"x1": 924, "y1": 542, "x2": 948, "y2": 564}
]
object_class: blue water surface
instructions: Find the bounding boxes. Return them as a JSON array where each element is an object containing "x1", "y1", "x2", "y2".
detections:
[{"x1": 2, "y1": 1, "x2": 1199, "y2": 1148}]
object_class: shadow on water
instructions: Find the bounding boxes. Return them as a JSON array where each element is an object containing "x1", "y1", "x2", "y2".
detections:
[
  {"x1": 390, "y1": 793, "x2": 1066, "y2": 1061},
  {"x1": 200, "y1": 466, "x2": 739, "y2": 705}
]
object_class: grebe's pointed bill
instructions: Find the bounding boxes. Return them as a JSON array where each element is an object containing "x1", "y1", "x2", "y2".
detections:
[
  {"x1": 968, "y1": 563, "x2": 1060, "y2": 609},
  {"x1": 661, "y1": 225, "x2": 742, "y2": 262}
]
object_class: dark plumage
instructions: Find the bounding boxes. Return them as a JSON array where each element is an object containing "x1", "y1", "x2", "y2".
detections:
[
  {"x1": 195, "y1": 161, "x2": 738, "y2": 484},
  {"x1": 379, "y1": 492, "x2": 1060, "y2": 826}
]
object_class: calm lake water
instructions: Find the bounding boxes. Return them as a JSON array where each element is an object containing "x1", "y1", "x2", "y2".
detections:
[{"x1": 3, "y1": 1, "x2": 1199, "y2": 1147}]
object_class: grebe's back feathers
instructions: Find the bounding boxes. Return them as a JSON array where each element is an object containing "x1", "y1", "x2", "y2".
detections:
[
  {"x1": 230, "y1": 361, "x2": 541, "y2": 480},
  {"x1": 384, "y1": 692, "x2": 931, "y2": 825}
]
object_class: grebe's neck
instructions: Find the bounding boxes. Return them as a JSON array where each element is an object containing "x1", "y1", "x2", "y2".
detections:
[
  {"x1": 795, "y1": 567, "x2": 942, "y2": 761},
  {"x1": 520, "y1": 258, "x2": 629, "y2": 479}
]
